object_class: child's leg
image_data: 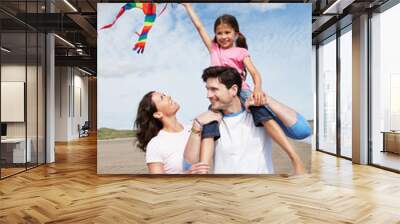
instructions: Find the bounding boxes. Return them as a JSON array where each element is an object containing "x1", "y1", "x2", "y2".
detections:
[
  {"x1": 239, "y1": 88, "x2": 252, "y2": 106},
  {"x1": 248, "y1": 105, "x2": 305, "y2": 174},
  {"x1": 261, "y1": 119, "x2": 305, "y2": 175},
  {"x1": 265, "y1": 95, "x2": 311, "y2": 140}
]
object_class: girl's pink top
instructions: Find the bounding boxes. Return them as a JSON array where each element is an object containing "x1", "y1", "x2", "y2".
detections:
[{"x1": 210, "y1": 42, "x2": 251, "y2": 90}]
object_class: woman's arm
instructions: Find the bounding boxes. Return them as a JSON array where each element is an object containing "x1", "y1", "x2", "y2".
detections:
[
  {"x1": 182, "y1": 3, "x2": 212, "y2": 52},
  {"x1": 243, "y1": 57, "x2": 265, "y2": 106},
  {"x1": 183, "y1": 121, "x2": 203, "y2": 165},
  {"x1": 183, "y1": 125, "x2": 215, "y2": 174},
  {"x1": 199, "y1": 138, "x2": 215, "y2": 166},
  {"x1": 183, "y1": 111, "x2": 222, "y2": 171},
  {"x1": 147, "y1": 163, "x2": 165, "y2": 174}
]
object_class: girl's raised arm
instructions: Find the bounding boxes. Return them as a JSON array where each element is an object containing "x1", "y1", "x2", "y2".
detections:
[{"x1": 182, "y1": 3, "x2": 212, "y2": 52}]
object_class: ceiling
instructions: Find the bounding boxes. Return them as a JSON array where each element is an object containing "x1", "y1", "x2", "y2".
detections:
[{"x1": 0, "y1": 0, "x2": 392, "y2": 75}]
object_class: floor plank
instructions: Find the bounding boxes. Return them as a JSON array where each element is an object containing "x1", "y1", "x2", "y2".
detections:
[{"x1": 0, "y1": 135, "x2": 399, "y2": 223}]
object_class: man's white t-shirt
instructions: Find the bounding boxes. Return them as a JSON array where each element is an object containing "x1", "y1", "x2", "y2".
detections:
[
  {"x1": 145, "y1": 126, "x2": 190, "y2": 174},
  {"x1": 213, "y1": 110, "x2": 274, "y2": 174}
]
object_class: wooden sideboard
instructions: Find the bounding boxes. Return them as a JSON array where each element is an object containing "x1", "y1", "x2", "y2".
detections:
[{"x1": 382, "y1": 131, "x2": 400, "y2": 154}]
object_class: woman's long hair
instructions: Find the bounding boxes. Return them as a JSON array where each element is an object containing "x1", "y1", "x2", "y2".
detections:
[
  {"x1": 213, "y1": 14, "x2": 248, "y2": 50},
  {"x1": 134, "y1": 91, "x2": 163, "y2": 152}
]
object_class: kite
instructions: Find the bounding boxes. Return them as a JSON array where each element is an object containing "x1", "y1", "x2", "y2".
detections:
[{"x1": 100, "y1": 3, "x2": 168, "y2": 54}]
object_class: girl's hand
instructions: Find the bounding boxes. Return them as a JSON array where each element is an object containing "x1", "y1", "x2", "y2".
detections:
[
  {"x1": 246, "y1": 90, "x2": 269, "y2": 110},
  {"x1": 253, "y1": 87, "x2": 266, "y2": 106},
  {"x1": 180, "y1": 3, "x2": 191, "y2": 8},
  {"x1": 244, "y1": 94, "x2": 255, "y2": 112}
]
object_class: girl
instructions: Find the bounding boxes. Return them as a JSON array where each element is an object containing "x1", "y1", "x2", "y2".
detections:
[{"x1": 182, "y1": 3, "x2": 311, "y2": 168}]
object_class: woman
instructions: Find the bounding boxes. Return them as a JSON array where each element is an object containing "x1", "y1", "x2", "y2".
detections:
[{"x1": 134, "y1": 91, "x2": 221, "y2": 174}]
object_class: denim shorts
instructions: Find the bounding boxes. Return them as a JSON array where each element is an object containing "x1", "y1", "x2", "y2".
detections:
[{"x1": 202, "y1": 120, "x2": 220, "y2": 140}]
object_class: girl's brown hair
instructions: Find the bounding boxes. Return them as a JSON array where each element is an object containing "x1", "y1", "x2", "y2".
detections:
[{"x1": 213, "y1": 14, "x2": 248, "y2": 50}]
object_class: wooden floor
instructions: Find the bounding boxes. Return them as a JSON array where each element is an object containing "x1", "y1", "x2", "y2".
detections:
[
  {"x1": 1, "y1": 135, "x2": 400, "y2": 223},
  {"x1": 0, "y1": 167, "x2": 26, "y2": 178},
  {"x1": 372, "y1": 151, "x2": 400, "y2": 171}
]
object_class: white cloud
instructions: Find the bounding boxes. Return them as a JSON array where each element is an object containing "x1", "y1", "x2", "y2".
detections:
[
  {"x1": 198, "y1": 3, "x2": 287, "y2": 17},
  {"x1": 97, "y1": 3, "x2": 312, "y2": 130},
  {"x1": 253, "y1": 3, "x2": 287, "y2": 11},
  {"x1": 98, "y1": 4, "x2": 212, "y2": 129}
]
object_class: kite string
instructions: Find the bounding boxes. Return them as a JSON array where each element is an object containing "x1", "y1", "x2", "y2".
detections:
[{"x1": 134, "y1": 3, "x2": 168, "y2": 37}]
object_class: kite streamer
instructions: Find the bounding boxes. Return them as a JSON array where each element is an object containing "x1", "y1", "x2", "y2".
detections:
[{"x1": 100, "y1": 3, "x2": 167, "y2": 54}]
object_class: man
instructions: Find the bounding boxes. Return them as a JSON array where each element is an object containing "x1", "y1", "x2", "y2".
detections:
[{"x1": 185, "y1": 66, "x2": 305, "y2": 174}]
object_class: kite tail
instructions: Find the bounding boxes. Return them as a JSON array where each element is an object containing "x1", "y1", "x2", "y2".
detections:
[
  {"x1": 99, "y1": 7, "x2": 126, "y2": 30},
  {"x1": 133, "y1": 14, "x2": 156, "y2": 54}
]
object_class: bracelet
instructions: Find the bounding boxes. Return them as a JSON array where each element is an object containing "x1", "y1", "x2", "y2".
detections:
[
  {"x1": 194, "y1": 118, "x2": 203, "y2": 127},
  {"x1": 190, "y1": 126, "x2": 201, "y2": 135}
]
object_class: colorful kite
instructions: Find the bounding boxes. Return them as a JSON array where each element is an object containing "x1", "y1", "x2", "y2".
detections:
[{"x1": 100, "y1": 3, "x2": 167, "y2": 54}]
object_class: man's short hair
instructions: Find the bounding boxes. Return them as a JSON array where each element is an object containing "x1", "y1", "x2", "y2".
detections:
[{"x1": 201, "y1": 66, "x2": 242, "y2": 96}]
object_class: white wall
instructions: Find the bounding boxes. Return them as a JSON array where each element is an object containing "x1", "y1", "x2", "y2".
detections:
[
  {"x1": 55, "y1": 67, "x2": 89, "y2": 141},
  {"x1": 1, "y1": 63, "x2": 46, "y2": 164},
  {"x1": 55, "y1": 66, "x2": 69, "y2": 141},
  {"x1": 1, "y1": 65, "x2": 37, "y2": 138},
  {"x1": 1, "y1": 65, "x2": 26, "y2": 141}
]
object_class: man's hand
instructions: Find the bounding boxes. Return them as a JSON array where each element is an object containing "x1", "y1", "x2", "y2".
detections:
[{"x1": 185, "y1": 162, "x2": 209, "y2": 174}]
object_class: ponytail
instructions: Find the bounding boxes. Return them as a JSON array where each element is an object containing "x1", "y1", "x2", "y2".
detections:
[
  {"x1": 236, "y1": 32, "x2": 248, "y2": 78},
  {"x1": 236, "y1": 32, "x2": 248, "y2": 50}
]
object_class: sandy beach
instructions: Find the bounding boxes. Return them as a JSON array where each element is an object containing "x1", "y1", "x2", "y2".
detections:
[{"x1": 98, "y1": 137, "x2": 311, "y2": 174}]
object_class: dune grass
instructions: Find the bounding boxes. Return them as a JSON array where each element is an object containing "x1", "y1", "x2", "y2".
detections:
[{"x1": 97, "y1": 128, "x2": 136, "y2": 140}]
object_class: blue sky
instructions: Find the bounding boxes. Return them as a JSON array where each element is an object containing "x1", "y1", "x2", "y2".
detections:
[{"x1": 98, "y1": 3, "x2": 312, "y2": 130}]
